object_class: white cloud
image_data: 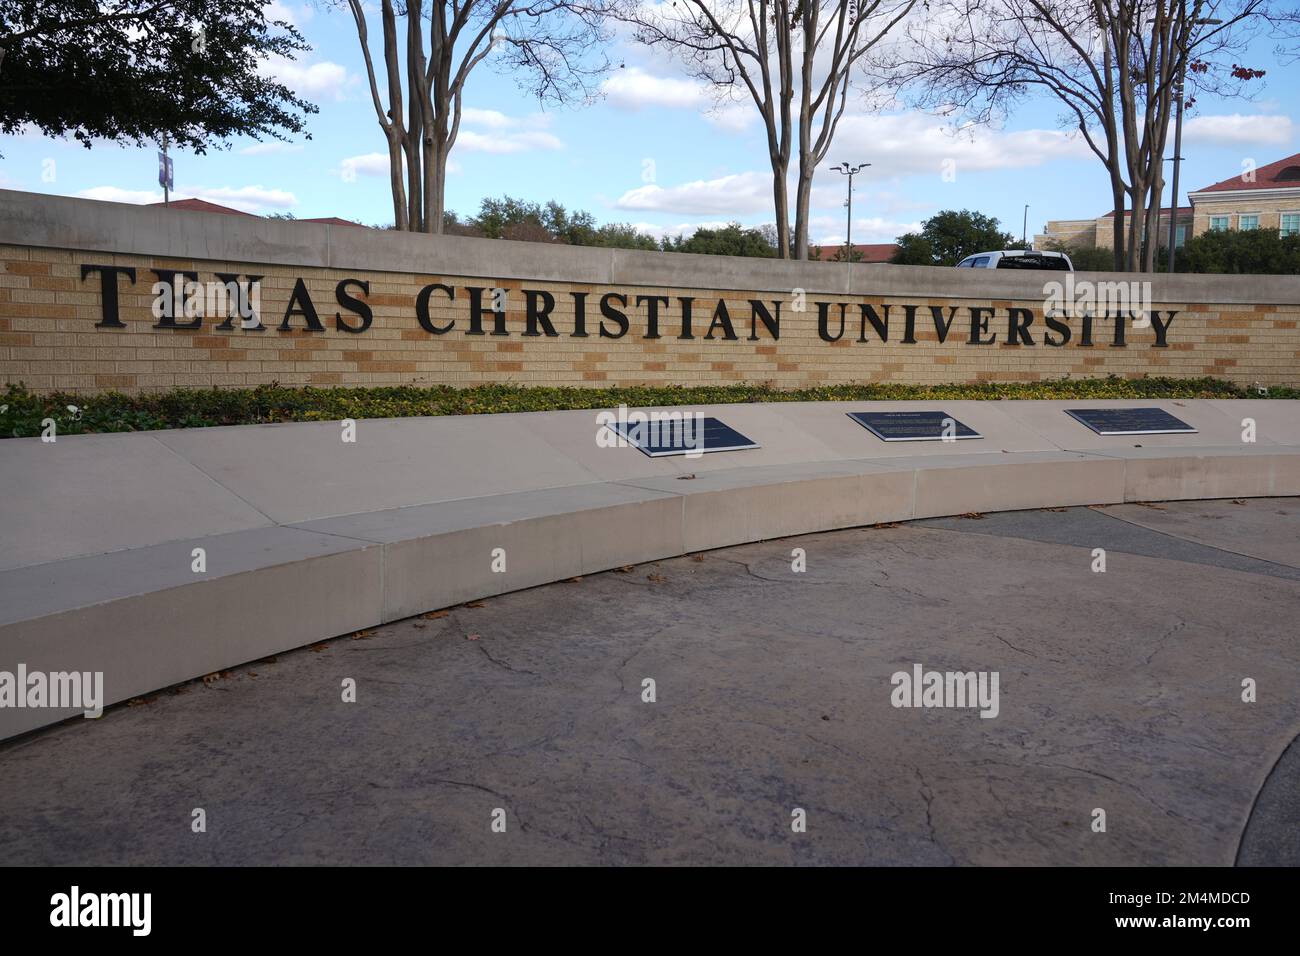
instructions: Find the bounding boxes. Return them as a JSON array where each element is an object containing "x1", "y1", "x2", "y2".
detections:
[
  {"x1": 184, "y1": 185, "x2": 296, "y2": 213},
  {"x1": 78, "y1": 186, "x2": 164, "y2": 204},
  {"x1": 77, "y1": 184, "x2": 294, "y2": 213},
  {"x1": 456, "y1": 129, "x2": 564, "y2": 154},
  {"x1": 810, "y1": 214, "x2": 923, "y2": 246},
  {"x1": 614, "y1": 111, "x2": 1094, "y2": 219},
  {"x1": 629, "y1": 220, "x2": 733, "y2": 241},
  {"x1": 442, "y1": 108, "x2": 565, "y2": 152},
  {"x1": 614, "y1": 171, "x2": 773, "y2": 216},
  {"x1": 339, "y1": 152, "x2": 391, "y2": 178},
  {"x1": 1183, "y1": 113, "x2": 1294, "y2": 146},
  {"x1": 602, "y1": 67, "x2": 707, "y2": 110},
  {"x1": 462, "y1": 108, "x2": 554, "y2": 130},
  {"x1": 461, "y1": 108, "x2": 518, "y2": 130},
  {"x1": 825, "y1": 114, "x2": 1091, "y2": 181},
  {"x1": 600, "y1": 67, "x2": 752, "y2": 130},
  {"x1": 336, "y1": 152, "x2": 459, "y2": 179},
  {"x1": 239, "y1": 141, "x2": 305, "y2": 156},
  {"x1": 263, "y1": 55, "x2": 350, "y2": 101},
  {"x1": 265, "y1": 1, "x2": 313, "y2": 26}
]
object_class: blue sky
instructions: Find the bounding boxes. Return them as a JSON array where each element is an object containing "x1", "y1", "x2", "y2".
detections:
[{"x1": 2, "y1": 1, "x2": 1296, "y2": 245}]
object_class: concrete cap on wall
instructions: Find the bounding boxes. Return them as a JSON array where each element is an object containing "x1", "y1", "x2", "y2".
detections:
[{"x1": 4, "y1": 188, "x2": 1299, "y2": 303}]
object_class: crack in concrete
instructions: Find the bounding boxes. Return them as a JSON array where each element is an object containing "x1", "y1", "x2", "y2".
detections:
[
  {"x1": 475, "y1": 641, "x2": 539, "y2": 678},
  {"x1": 1145, "y1": 619, "x2": 1187, "y2": 665},
  {"x1": 992, "y1": 632, "x2": 1038, "y2": 658},
  {"x1": 710, "y1": 556, "x2": 793, "y2": 584}
]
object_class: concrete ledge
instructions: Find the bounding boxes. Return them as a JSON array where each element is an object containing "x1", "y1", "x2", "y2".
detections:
[
  {"x1": 5, "y1": 187, "x2": 1300, "y2": 301},
  {"x1": 2, "y1": 398, "x2": 1297, "y2": 739}
]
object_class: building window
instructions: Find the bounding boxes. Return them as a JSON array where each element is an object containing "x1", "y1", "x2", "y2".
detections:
[
  {"x1": 1175, "y1": 224, "x2": 1188, "y2": 247},
  {"x1": 1239, "y1": 214, "x2": 1260, "y2": 230},
  {"x1": 1282, "y1": 213, "x2": 1300, "y2": 237},
  {"x1": 1209, "y1": 215, "x2": 1229, "y2": 231}
]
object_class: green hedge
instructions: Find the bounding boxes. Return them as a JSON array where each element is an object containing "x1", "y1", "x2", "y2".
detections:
[{"x1": 1, "y1": 377, "x2": 1292, "y2": 439}]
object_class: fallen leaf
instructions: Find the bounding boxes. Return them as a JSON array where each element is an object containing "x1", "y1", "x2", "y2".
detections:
[
  {"x1": 564, "y1": 575, "x2": 583, "y2": 583},
  {"x1": 413, "y1": 622, "x2": 427, "y2": 629},
  {"x1": 647, "y1": 572, "x2": 666, "y2": 584},
  {"x1": 960, "y1": 512, "x2": 984, "y2": 520},
  {"x1": 613, "y1": 565, "x2": 635, "y2": 573},
  {"x1": 201, "y1": 672, "x2": 221, "y2": 684},
  {"x1": 466, "y1": 633, "x2": 480, "y2": 641},
  {"x1": 308, "y1": 642, "x2": 329, "y2": 653},
  {"x1": 690, "y1": 554, "x2": 705, "y2": 563},
  {"x1": 677, "y1": 473, "x2": 696, "y2": 480},
  {"x1": 465, "y1": 601, "x2": 486, "y2": 608},
  {"x1": 1232, "y1": 498, "x2": 1247, "y2": 505},
  {"x1": 421, "y1": 610, "x2": 449, "y2": 620},
  {"x1": 871, "y1": 521, "x2": 901, "y2": 529},
  {"x1": 351, "y1": 628, "x2": 377, "y2": 640}
]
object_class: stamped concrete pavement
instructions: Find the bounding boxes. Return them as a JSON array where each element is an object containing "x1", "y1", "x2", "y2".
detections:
[{"x1": 0, "y1": 499, "x2": 1296, "y2": 866}]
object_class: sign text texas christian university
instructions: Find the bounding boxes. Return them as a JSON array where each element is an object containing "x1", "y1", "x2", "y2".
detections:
[{"x1": 79, "y1": 264, "x2": 1179, "y2": 349}]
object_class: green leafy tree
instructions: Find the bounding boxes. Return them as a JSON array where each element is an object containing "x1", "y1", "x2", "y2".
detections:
[
  {"x1": 810, "y1": 244, "x2": 865, "y2": 262},
  {"x1": 1167, "y1": 229, "x2": 1300, "y2": 274},
  {"x1": 1041, "y1": 240, "x2": 1116, "y2": 272},
  {"x1": 662, "y1": 223, "x2": 777, "y2": 258},
  {"x1": 890, "y1": 210, "x2": 1017, "y2": 266},
  {"x1": 890, "y1": 233, "x2": 936, "y2": 265},
  {"x1": 443, "y1": 195, "x2": 659, "y2": 250},
  {"x1": 1, "y1": 1, "x2": 317, "y2": 151}
]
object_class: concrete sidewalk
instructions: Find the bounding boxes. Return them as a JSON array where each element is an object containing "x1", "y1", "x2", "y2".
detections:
[
  {"x1": 1, "y1": 500, "x2": 1295, "y2": 865},
  {"x1": 2, "y1": 399, "x2": 1298, "y2": 737}
]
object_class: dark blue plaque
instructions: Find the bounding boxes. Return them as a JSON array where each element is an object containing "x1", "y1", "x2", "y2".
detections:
[
  {"x1": 605, "y1": 416, "x2": 759, "y2": 457},
  {"x1": 1065, "y1": 407, "x2": 1197, "y2": 436},
  {"x1": 847, "y1": 410, "x2": 981, "y2": 442}
]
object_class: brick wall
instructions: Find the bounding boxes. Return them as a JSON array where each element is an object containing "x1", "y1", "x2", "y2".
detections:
[
  {"x1": 3, "y1": 242, "x2": 1297, "y2": 393},
  {"x1": 0, "y1": 191, "x2": 1297, "y2": 394}
]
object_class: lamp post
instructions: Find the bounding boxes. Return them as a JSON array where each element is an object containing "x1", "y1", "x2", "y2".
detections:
[
  {"x1": 834, "y1": 162, "x2": 870, "y2": 263},
  {"x1": 1023, "y1": 204, "x2": 1029, "y2": 247},
  {"x1": 1164, "y1": 12, "x2": 1222, "y2": 273}
]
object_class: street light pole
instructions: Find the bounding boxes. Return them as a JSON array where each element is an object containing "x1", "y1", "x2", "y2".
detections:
[
  {"x1": 834, "y1": 162, "x2": 870, "y2": 263},
  {"x1": 1023, "y1": 205, "x2": 1029, "y2": 247},
  {"x1": 1165, "y1": 13, "x2": 1221, "y2": 273},
  {"x1": 1166, "y1": 65, "x2": 1186, "y2": 272}
]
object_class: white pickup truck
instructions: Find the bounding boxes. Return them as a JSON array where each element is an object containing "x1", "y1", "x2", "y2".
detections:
[{"x1": 956, "y1": 249, "x2": 1074, "y2": 271}]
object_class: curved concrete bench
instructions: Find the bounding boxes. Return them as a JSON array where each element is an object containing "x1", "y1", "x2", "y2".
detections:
[{"x1": 2, "y1": 398, "x2": 1298, "y2": 739}]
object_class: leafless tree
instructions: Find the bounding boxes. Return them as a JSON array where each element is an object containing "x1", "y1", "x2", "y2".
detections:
[
  {"x1": 613, "y1": 0, "x2": 917, "y2": 259},
  {"x1": 885, "y1": 0, "x2": 1289, "y2": 271},
  {"x1": 343, "y1": 0, "x2": 612, "y2": 232}
]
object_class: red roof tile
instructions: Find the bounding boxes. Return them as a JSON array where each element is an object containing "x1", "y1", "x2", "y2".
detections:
[
  {"x1": 811, "y1": 242, "x2": 898, "y2": 262},
  {"x1": 1101, "y1": 206, "x2": 1192, "y2": 218},
  {"x1": 298, "y1": 216, "x2": 367, "y2": 228},
  {"x1": 147, "y1": 197, "x2": 255, "y2": 216},
  {"x1": 1194, "y1": 152, "x2": 1300, "y2": 193}
]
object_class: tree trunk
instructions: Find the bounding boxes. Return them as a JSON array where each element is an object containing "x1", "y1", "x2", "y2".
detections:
[
  {"x1": 771, "y1": 170, "x2": 790, "y2": 258},
  {"x1": 387, "y1": 132, "x2": 409, "y2": 231},
  {"x1": 793, "y1": 165, "x2": 814, "y2": 261},
  {"x1": 1109, "y1": 181, "x2": 1126, "y2": 271}
]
